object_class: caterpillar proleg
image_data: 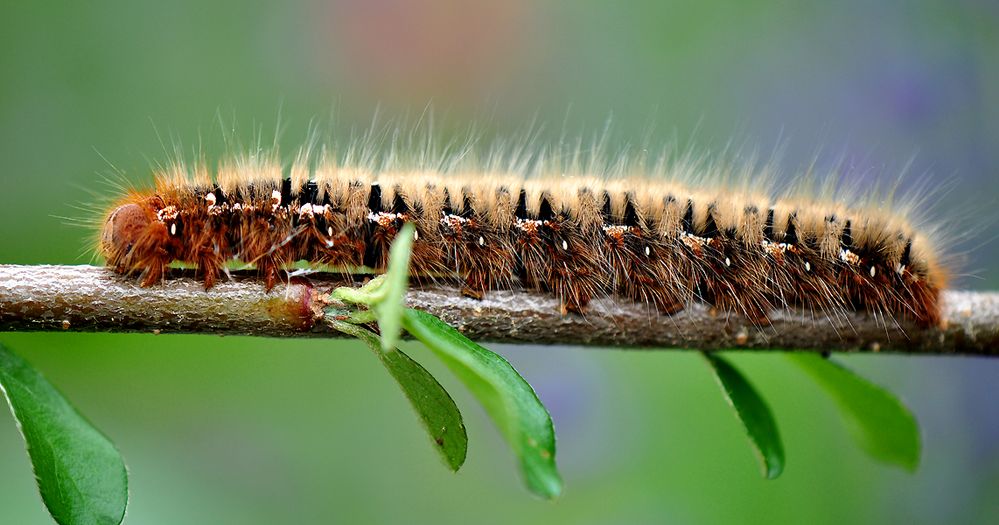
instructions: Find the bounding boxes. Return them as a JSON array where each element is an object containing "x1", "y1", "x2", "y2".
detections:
[{"x1": 98, "y1": 138, "x2": 946, "y2": 328}]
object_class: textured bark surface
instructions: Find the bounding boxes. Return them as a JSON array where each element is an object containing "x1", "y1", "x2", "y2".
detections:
[{"x1": 1, "y1": 265, "x2": 996, "y2": 355}]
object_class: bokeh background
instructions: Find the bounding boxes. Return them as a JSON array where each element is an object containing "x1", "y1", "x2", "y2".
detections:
[{"x1": 2, "y1": 0, "x2": 998, "y2": 523}]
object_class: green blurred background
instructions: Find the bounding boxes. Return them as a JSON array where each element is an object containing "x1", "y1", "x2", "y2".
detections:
[{"x1": 2, "y1": 0, "x2": 998, "y2": 523}]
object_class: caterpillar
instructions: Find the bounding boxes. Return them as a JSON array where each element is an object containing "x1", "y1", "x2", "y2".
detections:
[{"x1": 97, "y1": 142, "x2": 946, "y2": 328}]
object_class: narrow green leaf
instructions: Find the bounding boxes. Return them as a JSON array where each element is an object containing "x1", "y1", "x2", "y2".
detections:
[
  {"x1": 332, "y1": 274, "x2": 387, "y2": 307},
  {"x1": 786, "y1": 353, "x2": 920, "y2": 471},
  {"x1": 0, "y1": 343, "x2": 128, "y2": 525},
  {"x1": 401, "y1": 308, "x2": 562, "y2": 499},
  {"x1": 330, "y1": 320, "x2": 467, "y2": 471},
  {"x1": 375, "y1": 222, "x2": 416, "y2": 352},
  {"x1": 703, "y1": 353, "x2": 784, "y2": 479}
]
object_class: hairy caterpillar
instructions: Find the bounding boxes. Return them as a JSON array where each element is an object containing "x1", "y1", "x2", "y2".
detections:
[{"x1": 97, "y1": 141, "x2": 946, "y2": 328}]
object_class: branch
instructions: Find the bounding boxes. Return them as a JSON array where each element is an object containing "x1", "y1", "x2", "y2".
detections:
[{"x1": 0, "y1": 265, "x2": 996, "y2": 355}]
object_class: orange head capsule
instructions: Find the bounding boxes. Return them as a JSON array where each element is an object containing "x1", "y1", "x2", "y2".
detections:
[{"x1": 100, "y1": 203, "x2": 153, "y2": 265}]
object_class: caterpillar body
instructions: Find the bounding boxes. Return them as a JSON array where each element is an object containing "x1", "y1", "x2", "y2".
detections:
[{"x1": 99, "y1": 149, "x2": 946, "y2": 327}]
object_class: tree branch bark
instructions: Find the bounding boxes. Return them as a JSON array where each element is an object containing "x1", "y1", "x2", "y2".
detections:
[{"x1": 0, "y1": 265, "x2": 996, "y2": 355}]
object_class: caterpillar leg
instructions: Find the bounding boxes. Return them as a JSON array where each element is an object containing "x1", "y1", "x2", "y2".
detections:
[
  {"x1": 460, "y1": 246, "x2": 516, "y2": 300},
  {"x1": 139, "y1": 262, "x2": 166, "y2": 287},
  {"x1": 550, "y1": 245, "x2": 605, "y2": 315}
]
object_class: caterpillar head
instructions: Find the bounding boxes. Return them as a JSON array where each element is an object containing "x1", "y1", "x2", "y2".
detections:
[{"x1": 100, "y1": 202, "x2": 153, "y2": 264}]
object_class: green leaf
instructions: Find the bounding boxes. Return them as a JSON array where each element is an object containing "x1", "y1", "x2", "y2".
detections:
[
  {"x1": 330, "y1": 320, "x2": 467, "y2": 471},
  {"x1": 375, "y1": 222, "x2": 416, "y2": 352},
  {"x1": 786, "y1": 353, "x2": 920, "y2": 471},
  {"x1": 0, "y1": 342, "x2": 128, "y2": 525},
  {"x1": 703, "y1": 353, "x2": 784, "y2": 479},
  {"x1": 401, "y1": 308, "x2": 562, "y2": 499}
]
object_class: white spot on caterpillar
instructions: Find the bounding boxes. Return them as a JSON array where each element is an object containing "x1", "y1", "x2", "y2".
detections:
[
  {"x1": 561, "y1": 240, "x2": 568, "y2": 251},
  {"x1": 515, "y1": 219, "x2": 542, "y2": 234},
  {"x1": 478, "y1": 236, "x2": 485, "y2": 246},
  {"x1": 271, "y1": 190, "x2": 282, "y2": 205},
  {"x1": 299, "y1": 203, "x2": 314, "y2": 217},
  {"x1": 645, "y1": 246, "x2": 651, "y2": 256},
  {"x1": 870, "y1": 266, "x2": 877, "y2": 278},
  {"x1": 157, "y1": 205, "x2": 179, "y2": 222},
  {"x1": 370, "y1": 211, "x2": 401, "y2": 228},
  {"x1": 204, "y1": 192, "x2": 216, "y2": 206},
  {"x1": 413, "y1": 229, "x2": 419, "y2": 241},
  {"x1": 896, "y1": 264, "x2": 906, "y2": 275},
  {"x1": 327, "y1": 226, "x2": 333, "y2": 236},
  {"x1": 169, "y1": 223, "x2": 176, "y2": 236},
  {"x1": 839, "y1": 248, "x2": 860, "y2": 265},
  {"x1": 724, "y1": 257, "x2": 731, "y2": 267},
  {"x1": 804, "y1": 261, "x2": 811, "y2": 272}
]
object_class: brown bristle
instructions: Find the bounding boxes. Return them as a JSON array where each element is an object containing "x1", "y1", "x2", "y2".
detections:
[{"x1": 98, "y1": 157, "x2": 947, "y2": 328}]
